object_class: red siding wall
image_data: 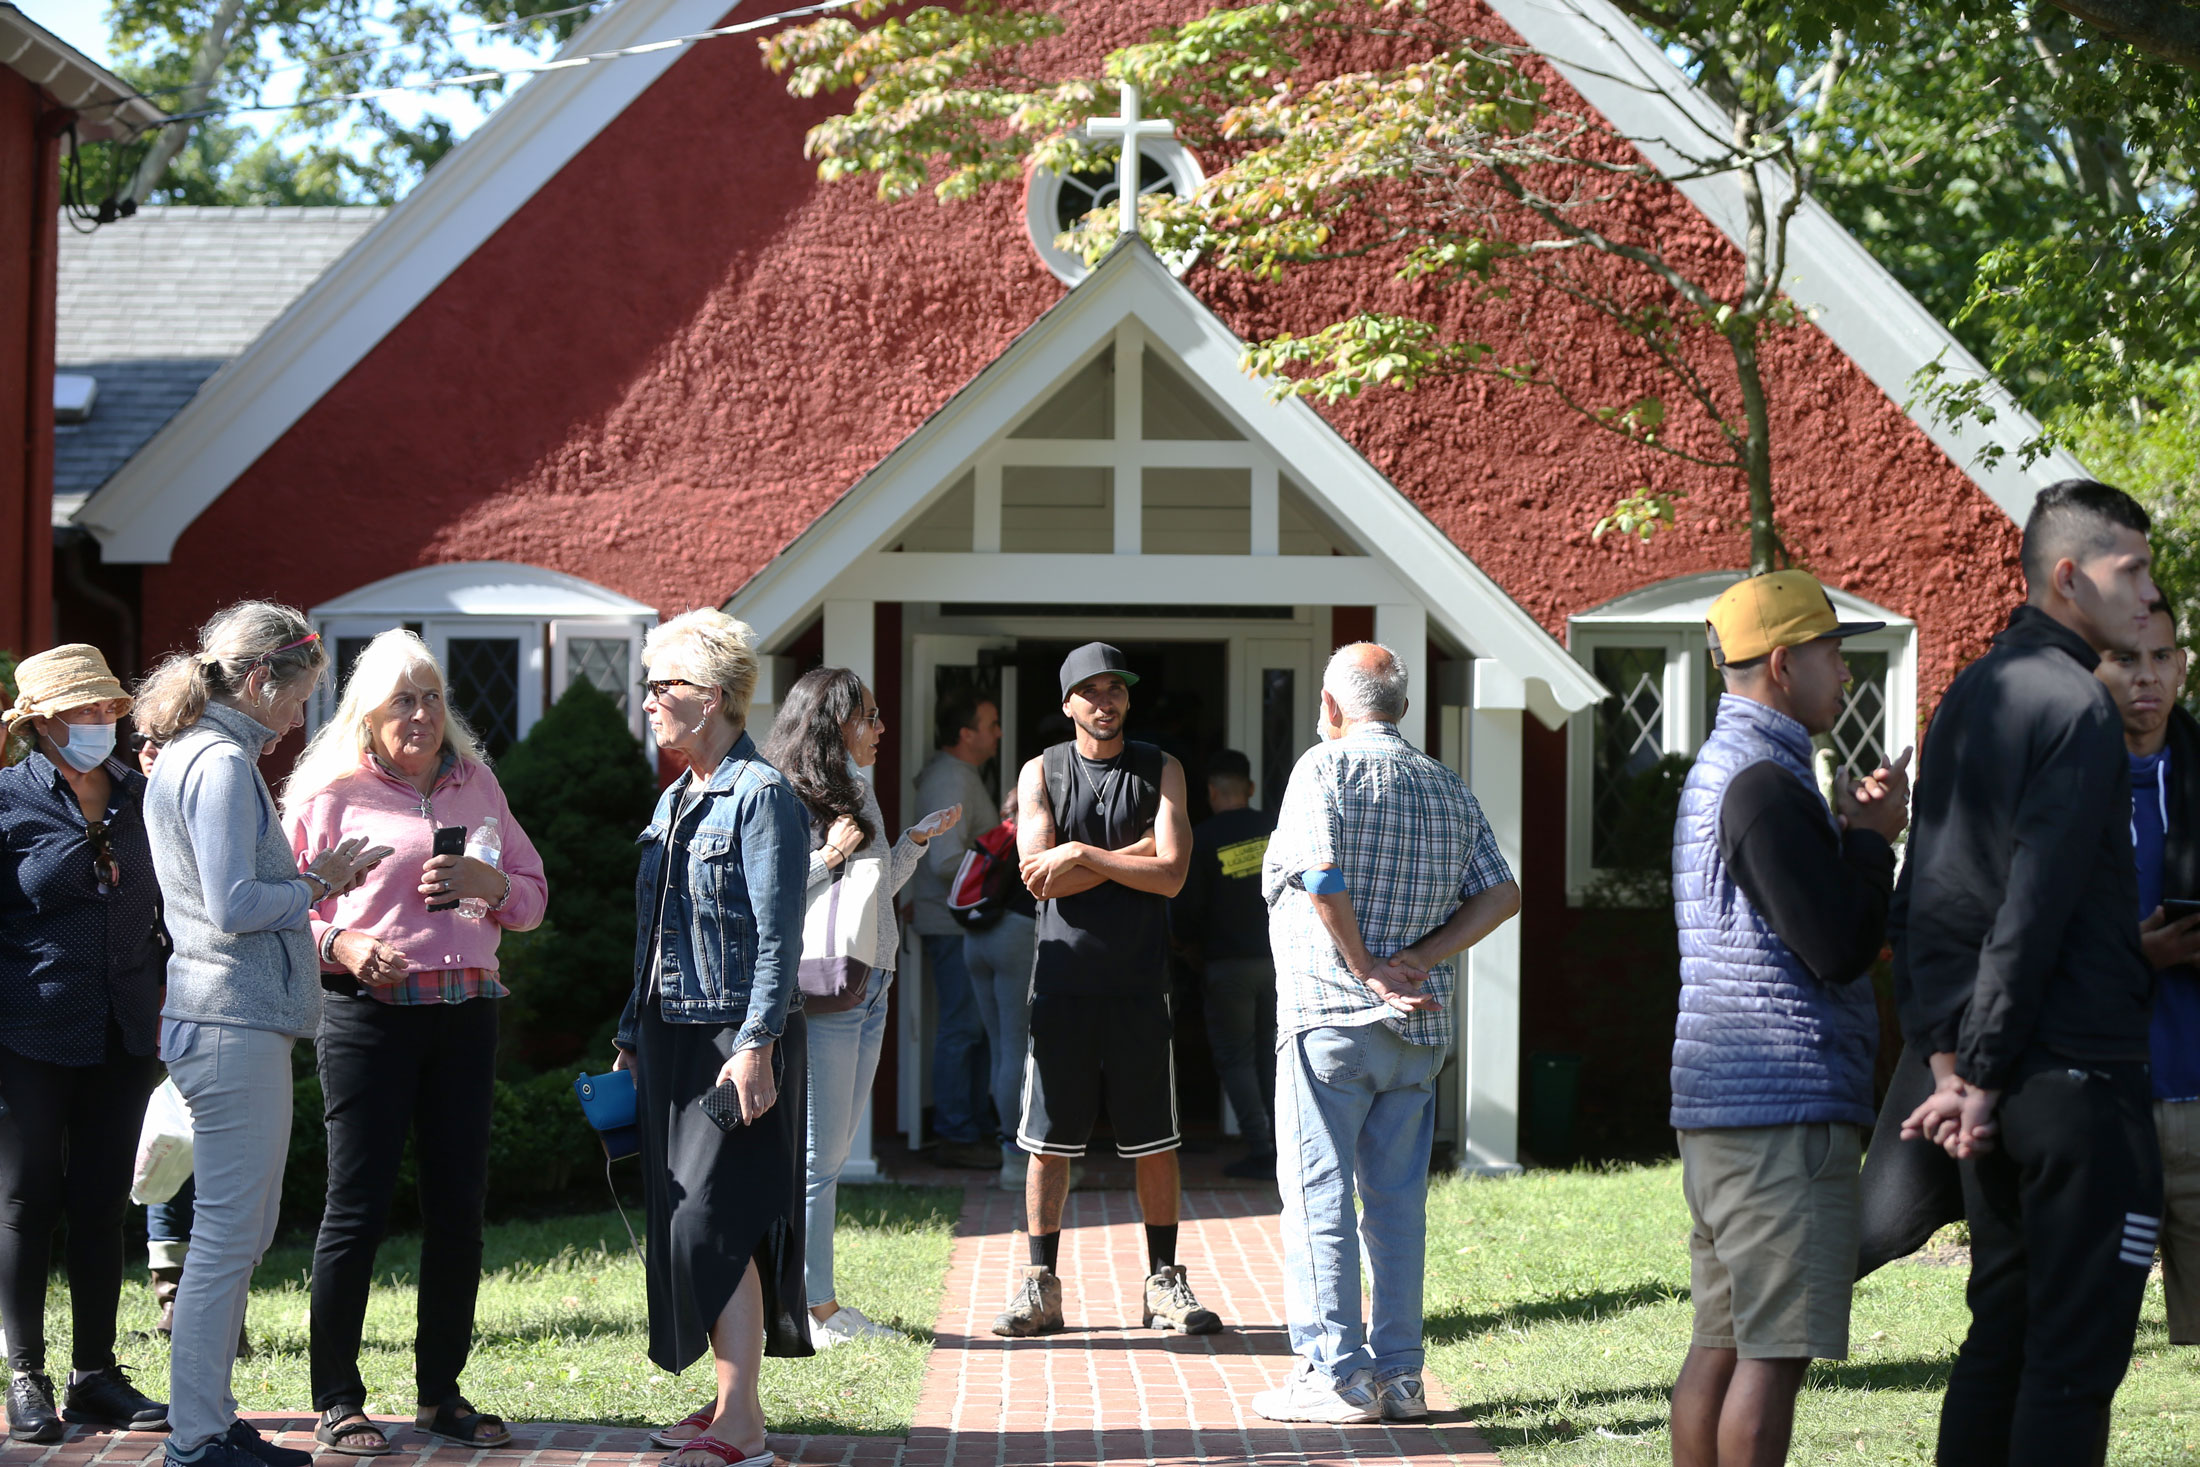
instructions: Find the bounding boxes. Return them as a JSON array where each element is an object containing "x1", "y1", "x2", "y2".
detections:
[{"x1": 0, "y1": 67, "x2": 56, "y2": 658}]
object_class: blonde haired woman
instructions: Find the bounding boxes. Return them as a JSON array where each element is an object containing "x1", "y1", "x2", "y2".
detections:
[
  {"x1": 138, "y1": 602, "x2": 389, "y2": 1467},
  {"x1": 613, "y1": 609, "x2": 811, "y2": 1467},
  {"x1": 280, "y1": 629, "x2": 546, "y2": 1455}
]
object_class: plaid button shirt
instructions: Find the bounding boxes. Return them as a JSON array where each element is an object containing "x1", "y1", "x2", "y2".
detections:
[
  {"x1": 366, "y1": 966, "x2": 508, "y2": 1006},
  {"x1": 1261, "y1": 722, "x2": 1514, "y2": 1047}
]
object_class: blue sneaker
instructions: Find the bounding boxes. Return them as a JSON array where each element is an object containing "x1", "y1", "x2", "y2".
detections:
[
  {"x1": 224, "y1": 1420, "x2": 314, "y2": 1467},
  {"x1": 165, "y1": 1437, "x2": 251, "y2": 1467}
]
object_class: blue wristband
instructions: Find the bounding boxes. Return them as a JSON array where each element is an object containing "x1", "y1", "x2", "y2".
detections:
[{"x1": 1302, "y1": 867, "x2": 1345, "y2": 895}]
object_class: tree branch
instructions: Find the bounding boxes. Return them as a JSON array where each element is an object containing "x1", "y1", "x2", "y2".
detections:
[{"x1": 2047, "y1": 0, "x2": 2200, "y2": 70}]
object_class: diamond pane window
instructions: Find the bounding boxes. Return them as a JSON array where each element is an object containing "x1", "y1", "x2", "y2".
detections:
[
  {"x1": 568, "y1": 638, "x2": 631, "y2": 714},
  {"x1": 1591, "y1": 646, "x2": 1669, "y2": 869},
  {"x1": 447, "y1": 637, "x2": 521, "y2": 757},
  {"x1": 1828, "y1": 650, "x2": 1889, "y2": 775}
]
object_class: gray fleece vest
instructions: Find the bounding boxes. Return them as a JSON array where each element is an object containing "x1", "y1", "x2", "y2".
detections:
[{"x1": 144, "y1": 703, "x2": 320, "y2": 1038}]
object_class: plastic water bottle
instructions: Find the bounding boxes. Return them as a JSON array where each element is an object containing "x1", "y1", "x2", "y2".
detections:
[{"x1": 458, "y1": 816, "x2": 502, "y2": 920}]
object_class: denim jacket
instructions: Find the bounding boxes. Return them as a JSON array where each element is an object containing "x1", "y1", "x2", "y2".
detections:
[{"x1": 618, "y1": 732, "x2": 809, "y2": 1053}]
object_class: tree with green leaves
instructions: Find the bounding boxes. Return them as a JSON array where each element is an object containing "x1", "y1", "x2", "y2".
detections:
[{"x1": 767, "y1": 0, "x2": 1899, "y2": 574}]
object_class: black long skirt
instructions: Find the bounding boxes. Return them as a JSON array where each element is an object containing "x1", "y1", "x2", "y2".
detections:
[{"x1": 637, "y1": 1003, "x2": 813, "y2": 1370}]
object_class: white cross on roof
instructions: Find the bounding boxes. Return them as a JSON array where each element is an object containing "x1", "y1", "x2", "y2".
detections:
[{"x1": 1083, "y1": 82, "x2": 1175, "y2": 238}]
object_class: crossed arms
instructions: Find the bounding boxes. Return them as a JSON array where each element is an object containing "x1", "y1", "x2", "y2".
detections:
[{"x1": 1016, "y1": 752, "x2": 1192, "y2": 901}]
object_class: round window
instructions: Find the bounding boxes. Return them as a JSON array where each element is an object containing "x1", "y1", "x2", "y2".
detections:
[{"x1": 1024, "y1": 141, "x2": 1205, "y2": 286}]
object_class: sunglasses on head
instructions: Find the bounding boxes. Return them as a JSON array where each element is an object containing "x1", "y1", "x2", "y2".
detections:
[{"x1": 85, "y1": 820, "x2": 119, "y2": 889}]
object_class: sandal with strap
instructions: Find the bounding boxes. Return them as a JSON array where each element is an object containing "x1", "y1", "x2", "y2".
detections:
[
  {"x1": 315, "y1": 1408, "x2": 394, "y2": 1457},
  {"x1": 660, "y1": 1434, "x2": 772, "y2": 1467},
  {"x1": 648, "y1": 1406, "x2": 717, "y2": 1449},
  {"x1": 414, "y1": 1397, "x2": 512, "y2": 1448}
]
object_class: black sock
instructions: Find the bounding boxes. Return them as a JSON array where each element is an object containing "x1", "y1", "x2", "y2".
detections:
[
  {"x1": 1146, "y1": 1223, "x2": 1178, "y2": 1274},
  {"x1": 1029, "y1": 1230, "x2": 1060, "y2": 1273}
]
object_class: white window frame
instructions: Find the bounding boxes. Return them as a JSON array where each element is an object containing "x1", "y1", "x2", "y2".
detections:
[
  {"x1": 551, "y1": 617, "x2": 652, "y2": 746},
  {"x1": 1024, "y1": 141, "x2": 1206, "y2": 287},
  {"x1": 1565, "y1": 573, "x2": 1916, "y2": 905}
]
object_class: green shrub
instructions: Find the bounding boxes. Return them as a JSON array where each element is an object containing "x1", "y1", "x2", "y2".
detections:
[{"x1": 493, "y1": 679, "x2": 658, "y2": 1073}]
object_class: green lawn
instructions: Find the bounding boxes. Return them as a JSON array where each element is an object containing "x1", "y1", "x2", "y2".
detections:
[
  {"x1": 1425, "y1": 1163, "x2": 2200, "y2": 1464},
  {"x1": 47, "y1": 1184, "x2": 959, "y2": 1436}
]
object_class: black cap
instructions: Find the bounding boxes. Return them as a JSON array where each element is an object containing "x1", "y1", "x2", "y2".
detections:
[
  {"x1": 1059, "y1": 642, "x2": 1140, "y2": 700},
  {"x1": 1206, "y1": 749, "x2": 1251, "y2": 781}
]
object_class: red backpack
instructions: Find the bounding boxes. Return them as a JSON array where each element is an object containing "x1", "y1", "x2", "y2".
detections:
[{"x1": 948, "y1": 819, "x2": 1019, "y2": 930}]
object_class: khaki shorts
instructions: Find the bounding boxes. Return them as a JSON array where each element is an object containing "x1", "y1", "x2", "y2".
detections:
[{"x1": 1679, "y1": 1122, "x2": 1862, "y2": 1361}]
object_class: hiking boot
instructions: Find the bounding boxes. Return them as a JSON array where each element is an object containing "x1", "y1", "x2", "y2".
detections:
[
  {"x1": 7, "y1": 1370, "x2": 63, "y2": 1444},
  {"x1": 989, "y1": 1265, "x2": 1064, "y2": 1337},
  {"x1": 1376, "y1": 1372, "x2": 1428, "y2": 1421},
  {"x1": 1142, "y1": 1264, "x2": 1222, "y2": 1335},
  {"x1": 64, "y1": 1363, "x2": 168, "y2": 1430},
  {"x1": 1253, "y1": 1362, "x2": 1381, "y2": 1424}
]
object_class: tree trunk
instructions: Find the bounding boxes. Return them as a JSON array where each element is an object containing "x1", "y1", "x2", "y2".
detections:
[
  {"x1": 1731, "y1": 329, "x2": 1778, "y2": 576},
  {"x1": 126, "y1": 0, "x2": 252, "y2": 205}
]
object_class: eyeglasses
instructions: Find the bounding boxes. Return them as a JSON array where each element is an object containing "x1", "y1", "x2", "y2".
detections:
[
  {"x1": 641, "y1": 679, "x2": 706, "y2": 699},
  {"x1": 855, "y1": 710, "x2": 884, "y2": 729},
  {"x1": 85, "y1": 820, "x2": 119, "y2": 889}
]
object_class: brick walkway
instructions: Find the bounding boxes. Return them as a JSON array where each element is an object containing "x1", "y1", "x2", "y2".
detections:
[{"x1": 7, "y1": 1182, "x2": 1497, "y2": 1467}]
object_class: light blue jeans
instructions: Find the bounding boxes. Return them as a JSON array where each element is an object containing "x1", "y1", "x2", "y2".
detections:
[
  {"x1": 964, "y1": 913, "x2": 1036, "y2": 1158},
  {"x1": 923, "y1": 934, "x2": 989, "y2": 1144},
  {"x1": 1277, "y1": 1022, "x2": 1446, "y2": 1385},
  {"x1": 804, "y1": 968, "x2": 892, "y2": 1307}
]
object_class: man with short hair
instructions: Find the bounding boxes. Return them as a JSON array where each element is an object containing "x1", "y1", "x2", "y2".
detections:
[
  {"x1": 992, "y1": 643, "x2": 1223, "y2": 1338},
  {"x1": 1254, "y1": 643, "x2": 1519, "y2": 1424},
  {"x1": 910, "y1": 689, "x2": 1003, "y2": 1170},
  {"x1": 1667, "y1": 570, "x2": 1910, "y2": 1467},
  {"x1": 1172, "y1": 748, "x2": 1280, "y2": 1179},
  {"x1": 1898, "y1": 478, "x2": 2165, "y2": 1464},
  {"x1": 2096, "y1": 597, "x2": 2200, "y2": 1345}
]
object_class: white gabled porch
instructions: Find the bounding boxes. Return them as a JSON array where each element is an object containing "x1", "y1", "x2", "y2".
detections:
[{"x1": 731, "y1": 241, "x2": 1601, "y2": 1178}]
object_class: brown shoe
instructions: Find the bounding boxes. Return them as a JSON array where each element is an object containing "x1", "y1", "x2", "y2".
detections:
[
  {"x1": 936, "y1": 1141, "x2": 1004, "y2": 1170},
  {"x1": 1142, "y1": 1264, "x2": 1222, "y2": 1334},
  {"x1": 990, "y1": 1265, "x2": 1064, "y2": 1337}
]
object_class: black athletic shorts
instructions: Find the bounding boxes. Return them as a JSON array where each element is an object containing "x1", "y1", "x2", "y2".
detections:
[{"x1": 1017, "y1": 991, "x2": 1180, "y2": 1159}]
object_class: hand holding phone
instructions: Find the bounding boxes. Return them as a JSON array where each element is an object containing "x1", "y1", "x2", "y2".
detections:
[{"x1": 425, "y1": 826, "x2": 466, "y2": 911}]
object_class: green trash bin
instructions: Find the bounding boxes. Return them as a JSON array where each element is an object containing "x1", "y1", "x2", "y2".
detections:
[{"x1": 1526, "y1": 1050, "x2": 1583, "y2": 1162}]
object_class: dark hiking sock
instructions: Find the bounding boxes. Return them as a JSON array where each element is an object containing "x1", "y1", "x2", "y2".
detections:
[
  {"x1": 1028, "y1": 1230, "x2": 1061, "y2": 1273},
  {"x1": 1146, "y1": 1223, "x2": 1179, "y2": 1274}
]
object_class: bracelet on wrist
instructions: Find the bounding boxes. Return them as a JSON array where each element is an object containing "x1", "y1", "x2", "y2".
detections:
[
  {"x1": 489, "y1": 869, "x2": 513, "y2": 911},
  {"x1": 302, "y1": 869, "x2": 332, "y2": 902},
  {"x1": 320, "y1": 927, "x2": 345, "y2": 964}
]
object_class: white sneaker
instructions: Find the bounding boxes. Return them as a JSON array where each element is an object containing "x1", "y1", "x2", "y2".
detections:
[
  {"x1": 1377, "y1": 1372, "x2": 1428, "y2": 1421},
  {"x1": 997, "y1": 1152, "x2": 1028, "y2": 1192},
  {"x1": 809, "y1": 1305, "x2": 901, "y2": 1349},
  {"x1": 1252, "y1": 1363, "x2": 1381, "y2": 1423}
]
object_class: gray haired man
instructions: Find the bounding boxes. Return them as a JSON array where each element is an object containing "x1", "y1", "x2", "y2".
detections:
[{"x1": 1255, "y1": 643, "x2": 1521, "y2": 1423}]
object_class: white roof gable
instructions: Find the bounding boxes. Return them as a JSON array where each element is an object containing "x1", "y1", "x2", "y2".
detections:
[
  {"x1": 728, "y1": 239, "x2": 1608, "y2": 725},
  {"x1": 75, "y1": 0, "x2": 2080, "y2": 564},
  {"x1": 312, "y1": 560, "x2": 656, "y2": 619},
  {"x1": 1571, "y1": 568, "x2": 1912, "y2": 626}
]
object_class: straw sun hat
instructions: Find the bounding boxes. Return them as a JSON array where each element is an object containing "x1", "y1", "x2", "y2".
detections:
[{"x1": 2, "y1": 644, "x2": 132, "y2": 731}]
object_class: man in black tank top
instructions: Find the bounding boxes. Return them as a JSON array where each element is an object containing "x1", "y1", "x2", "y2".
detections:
[{"x1": 988, "y1": 643, "x2": 1223, "y2": 1339}]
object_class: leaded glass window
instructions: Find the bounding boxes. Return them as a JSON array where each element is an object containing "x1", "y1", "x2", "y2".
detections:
[
  {"x1": 1828, "y1": 650, "x2": 1889, "y2": 775},
  {"x1": 1591, "y1": 646, "x2": 1669, "y2": 868},
  {"x1": 1054, "y1": 155, "x2": 1175, "y2": 236},
  {"x1": 447, "y1": 637, "x2": 521, "y2": 757},
  {"x1": 567, "y1": 637, "x2": 631, "y2": 714}
]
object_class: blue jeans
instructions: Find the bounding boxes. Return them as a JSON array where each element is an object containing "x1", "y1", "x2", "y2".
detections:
[
  {"x1": 1206, "y1": 958, "x2": 1277, "y2": 1150},
  {"x1": 804, "y1": 968, "x2": 892, "y2": 1306},
  {"x1": 1277, "y1": 1023, "x2": 1446, "y2": 1385},
  {"x1": 147, "y1": 1175, "x2": 194, "y2": 1272},
  {"x1": 924, "y1": 934, "x2": 989, "y2": 1144},
  {"x1": 964, "y1": 914, "x2": 1036, "y2": 1157}
]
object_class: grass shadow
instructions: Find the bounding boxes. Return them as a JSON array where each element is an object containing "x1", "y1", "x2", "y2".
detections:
[{"x1": 1425, "y1": 1279, "x2": 1686, "y2": 1342}]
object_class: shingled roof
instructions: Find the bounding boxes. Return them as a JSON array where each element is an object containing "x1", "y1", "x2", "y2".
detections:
[{"x1": 54, "y1": 205, "x2": 386, "y2": 512}]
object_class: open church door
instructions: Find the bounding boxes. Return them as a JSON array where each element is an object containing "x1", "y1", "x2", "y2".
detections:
[{"x1": 897, "y1": 635, "x2": 1017, "y2": 1148}]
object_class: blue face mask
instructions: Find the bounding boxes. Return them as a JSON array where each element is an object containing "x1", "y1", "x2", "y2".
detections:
[{"x1": 54, "y1": 720, "x2": 116, "y2": 773}]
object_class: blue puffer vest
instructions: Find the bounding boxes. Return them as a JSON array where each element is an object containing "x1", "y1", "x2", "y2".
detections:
[{"x1": 1669, "y1": 695, "x2": 1878, "y2": 1130}]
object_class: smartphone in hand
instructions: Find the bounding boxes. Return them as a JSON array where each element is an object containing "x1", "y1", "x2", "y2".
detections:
[{"x1": 426, "y1": 826, "x2": 465, "y2": 911}]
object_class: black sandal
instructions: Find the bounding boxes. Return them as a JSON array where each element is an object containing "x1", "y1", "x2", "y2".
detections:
[
  {"x1": 416, "y1": 1398, "x2": 512, "y2": 1448},
  {"x1": 315, "y1": 1407, "x2": 393, "y2": 1457}
]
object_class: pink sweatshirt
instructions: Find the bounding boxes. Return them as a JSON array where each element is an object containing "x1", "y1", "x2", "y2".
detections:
[{"x1": 285, "y1": 754, "x2": 548, "y2": 974}]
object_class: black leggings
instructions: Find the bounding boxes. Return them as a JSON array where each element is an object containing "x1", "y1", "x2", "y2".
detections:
[
  {"x1": 0, "y1": 1039, "x2": 161, "y2": 1374},
  {"x1": 1856, "y1": 1038, "x2": 1967, "y2": 1278}
]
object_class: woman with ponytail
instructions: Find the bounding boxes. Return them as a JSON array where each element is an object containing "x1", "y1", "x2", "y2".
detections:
[{"x1": 138, "y1": 603, "x2": 390, "y2": 1467}]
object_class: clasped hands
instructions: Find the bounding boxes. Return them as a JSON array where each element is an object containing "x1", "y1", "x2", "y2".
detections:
[
  {"x1": 1899, "y1": 1054, "x2": 2001, "y2": 1159},
  {"x1": 1358, "y1": 950, "x2": 1442, "y2": 1015},
  {"x1": 1833, "y1": 746, "x2": 1914, "y2": 842},
  {"x1": 327, "y1": 851, "x2": 502, "y2": 988}
]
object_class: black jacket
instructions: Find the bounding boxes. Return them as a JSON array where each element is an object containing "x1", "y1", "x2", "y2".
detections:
[
  {"x1": 2163, "y1": 706, "x2": 2200, "y2": 929},
  {"x1": 1892, "y1": 604, "x2": 2151, "y2": 1089}
]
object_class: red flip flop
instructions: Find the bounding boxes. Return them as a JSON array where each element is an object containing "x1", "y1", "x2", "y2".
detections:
[
  {"x1": 647, "y1": 1407, "x2": 716, "y2": 1449},
  {"x1": 659, "y1": 1434, "x2": 772, "y2": 1467}
]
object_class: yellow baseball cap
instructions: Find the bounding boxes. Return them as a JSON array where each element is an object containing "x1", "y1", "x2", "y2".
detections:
[{"x1": 1705, "y1": 570, "x2": 1884, "y2": 667}]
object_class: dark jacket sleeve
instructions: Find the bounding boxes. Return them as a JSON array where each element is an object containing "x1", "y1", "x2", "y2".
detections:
[
  {"x1": 1173, "y1": 825, "x2": 1215, "y2": 948},
  {"x1": 1956, "y1": 701, "x2": 2125, "y2": 1089},
  {"x1": 1718, "y1": 761, "x2": 1896, "y2": 985}
]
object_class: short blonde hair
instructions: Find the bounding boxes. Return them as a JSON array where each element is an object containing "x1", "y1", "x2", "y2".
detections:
[
  {"x1": 645, "y1": 610, "x2": 760, "y2": 723},
  {"x1": 281, "y1": 629, "x2": 487, "y2": 820}
]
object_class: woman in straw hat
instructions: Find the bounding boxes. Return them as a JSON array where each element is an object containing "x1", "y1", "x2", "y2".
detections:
[
  {"x1": 135, "y1": 603, "x2": 390, "y2": 1467},
  {"x1": 0, "y1": 644, "x2": 172, "y2": 1442}
]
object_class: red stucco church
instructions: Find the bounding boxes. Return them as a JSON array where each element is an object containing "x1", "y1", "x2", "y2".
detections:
[{"x1": 51, "y1": 0, "x2": 2084, "y2": 1170}]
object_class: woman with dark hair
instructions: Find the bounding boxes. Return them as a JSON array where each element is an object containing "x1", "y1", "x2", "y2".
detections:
[{"x1": 762, "y1": 668, "x2": 958, "y2": 1349}]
